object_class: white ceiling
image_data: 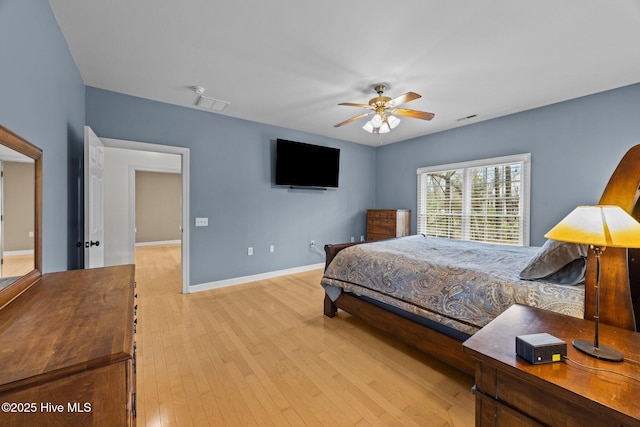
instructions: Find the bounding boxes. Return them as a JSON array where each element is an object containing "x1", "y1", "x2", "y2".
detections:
[{"x1": 48, "y1": 0, "x2": 640, "y2": 146}]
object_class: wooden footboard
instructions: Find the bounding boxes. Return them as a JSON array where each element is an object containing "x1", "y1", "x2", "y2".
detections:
[
  {"x1": 323, "y1": 241, "x2": 476, "y2": 376},
  {"x1": 324, "y1": 241, "x2": 363, "y2": 269},
  {"x1": 324, "y1": 290, "x2": 475, "y2": 376}
]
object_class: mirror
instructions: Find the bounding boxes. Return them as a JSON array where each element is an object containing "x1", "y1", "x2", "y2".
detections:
[{"x1": 0, "y1": 126, "x2": 42, "y2": 310}]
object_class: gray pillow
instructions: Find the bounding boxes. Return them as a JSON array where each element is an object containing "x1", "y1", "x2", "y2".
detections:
[{"x1": 519, "y1": 239, "x2": 589, "y2": 285}]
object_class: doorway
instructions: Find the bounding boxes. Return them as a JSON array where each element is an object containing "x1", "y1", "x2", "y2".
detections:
[
  {"x1": 134, "y1": 170, "x2": 181, "y2": 246},
  {"x1": 100, "y1": 137, "x2": 190, "y2": 294}
]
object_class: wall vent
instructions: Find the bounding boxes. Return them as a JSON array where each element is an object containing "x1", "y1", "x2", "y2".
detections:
[
  {"x1": 456, "y1": 114, "x2": 478, "y2": 122},
  {"x1": 196, "y1": 95, "x2": 230, "y2": 112}
]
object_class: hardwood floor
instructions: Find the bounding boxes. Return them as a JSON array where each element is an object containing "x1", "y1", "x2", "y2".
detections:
[
  {"x1": 134, "y1": 244, "x2": 475, "y2": 426},
  {"x1": 2, "y1": 253, "x2": 34, "y2": 277}
]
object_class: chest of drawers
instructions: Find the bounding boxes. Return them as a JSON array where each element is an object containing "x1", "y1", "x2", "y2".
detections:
[
  {"x1": 0, "y1": 265, "x2": 137, "y2": 426},
  {"x1": 366, "y1": 209, "x2": 411, "y2": 241}
]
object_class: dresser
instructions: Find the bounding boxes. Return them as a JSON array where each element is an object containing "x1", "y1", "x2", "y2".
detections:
[
  {"x1": 0, "y1": 265, "x2": 137, "y2": 426},
  {"x1": 366, "y1": 209, "x2": 411, "y2": 241},
  {"x1": 463, "y1": 304, "x2": 640, "y2": 426}
]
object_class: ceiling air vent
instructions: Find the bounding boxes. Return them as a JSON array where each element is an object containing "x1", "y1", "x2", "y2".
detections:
[
  {"x1": 456, "y1": 114, "x2": 478, "y2": 122},
  {"x1": 191, "y1": 86, "x2": 230, "y2": 112},
  {"x1": 196, "y1": 95, "x2": 230, "y2": 112}
]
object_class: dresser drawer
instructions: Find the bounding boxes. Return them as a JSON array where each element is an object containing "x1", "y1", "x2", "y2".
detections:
[
  {"x1": 367, "y1": 210, "x2": 397, "y2": 219},
  {"x1": 367, "y1": 220, "x2": 396, "y2": 234}
]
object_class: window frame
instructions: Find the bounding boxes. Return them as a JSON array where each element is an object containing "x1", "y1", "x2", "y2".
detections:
[{"x1": 416, "y1": 153, "x2": 531, "y2": 246}]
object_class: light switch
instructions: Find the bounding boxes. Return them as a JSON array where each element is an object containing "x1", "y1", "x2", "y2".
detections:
[{"x1": 195, "y1": 217, "x2": 208, "y2": 227}]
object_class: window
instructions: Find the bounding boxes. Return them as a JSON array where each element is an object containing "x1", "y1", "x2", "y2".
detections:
[{"x1": 417, "y1": 154, "x2": 531, "y2": 245}]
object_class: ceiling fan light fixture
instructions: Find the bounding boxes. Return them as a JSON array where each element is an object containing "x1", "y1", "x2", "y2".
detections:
[
  {"x1": 362, "y1": 121, "x2": 375, "y2": 133},
  {"x1": 387, "y1": 115, "x2": 401, "y2": 129},
  {"x1": 336, "y1": 84, "x2": 433, "y2": 135},
  {"x1": 371, "y1": 113, "x2": 383, "y2": 128}
]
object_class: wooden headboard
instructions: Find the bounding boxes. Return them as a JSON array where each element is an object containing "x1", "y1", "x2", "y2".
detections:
[{"x1": 587, "y1": 144, "x2": 640, "y2": 331}]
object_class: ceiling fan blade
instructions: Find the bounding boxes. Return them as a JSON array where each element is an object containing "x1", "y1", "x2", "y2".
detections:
[
  {"x1": 334, "y1": 112, "x2": 372, "y2": 127},
  {"x1": 387, "y1": 92, "x2": 421, "y2": 108},
  {"x1": 338, "y1": 102, "x2": 374, "y2": 109},
  {"x1": 391, "y1": 108, "x2": 435, "y2": 121}
]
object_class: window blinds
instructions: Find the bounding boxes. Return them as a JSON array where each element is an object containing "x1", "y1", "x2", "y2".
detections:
[{"x1": 417, "y1": 154, "x2": 531, "y2": 246}]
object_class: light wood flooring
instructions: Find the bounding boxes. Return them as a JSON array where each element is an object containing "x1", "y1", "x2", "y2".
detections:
[
  {"x1": 2, "y1": 253, "x2": 34, "y2": 277},
  {"x1": 134, "y1": 244, "x2": 475, "y2": 426}
]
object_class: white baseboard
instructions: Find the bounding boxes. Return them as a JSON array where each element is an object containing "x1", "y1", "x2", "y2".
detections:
[
  {"x1": 135, "y1": 240, "x2": 181, "y2": 247},
  {"x1": 189, "y1": 263, "x2": 325, "y2": 294},
  {"x1": 3, "y1": 250, "x2": 35, "y2": 256}
]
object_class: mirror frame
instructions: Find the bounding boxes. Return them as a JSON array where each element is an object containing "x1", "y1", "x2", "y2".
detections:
[{"x1": 0, "y1": 125, "x2": 42, "y2": 310}]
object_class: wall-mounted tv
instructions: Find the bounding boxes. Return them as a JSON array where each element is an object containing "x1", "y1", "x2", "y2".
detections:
[{"x1": 275, "y1": 139, "x2": 340, "y2": 188}]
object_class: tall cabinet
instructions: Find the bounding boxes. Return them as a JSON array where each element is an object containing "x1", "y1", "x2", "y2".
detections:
[{"x1": 0, "y1": 265, "x2": 137, "y2": 426}]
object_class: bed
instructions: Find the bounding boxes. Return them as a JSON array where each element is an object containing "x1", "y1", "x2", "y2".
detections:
[{"x1": 321, "y1": 145, "x2": 640, "y2": 375}]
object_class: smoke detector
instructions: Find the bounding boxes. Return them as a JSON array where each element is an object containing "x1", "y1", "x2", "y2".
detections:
[{"x1": 192, "y1": 86, "x2": 206, "y2": 96}]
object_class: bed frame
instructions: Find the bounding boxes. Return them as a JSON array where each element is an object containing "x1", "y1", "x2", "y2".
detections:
[{"x1": 323, "y1": 144, "x2": 640, "y2": 376}]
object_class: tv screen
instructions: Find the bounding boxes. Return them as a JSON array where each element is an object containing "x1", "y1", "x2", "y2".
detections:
[{"x1": 275, "y1": 139, "x2": 340, "y2": 188}]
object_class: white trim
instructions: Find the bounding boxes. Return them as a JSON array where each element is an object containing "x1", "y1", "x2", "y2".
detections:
[
  {"x1": 417, "y1": 153, "x2": 531, "y2": 174},
  {"x1": 3, "y1": 250, "x2": 34, "y2": 256},
  {"x1": 135, "y1": 240, "x2": 181, "y2": 247},
  {"x1": 101, "y1": 137, "x2": 191, "y2": 295},
  {"x1": 190, "y1": 263, "x2": 325, "y2": 293}
]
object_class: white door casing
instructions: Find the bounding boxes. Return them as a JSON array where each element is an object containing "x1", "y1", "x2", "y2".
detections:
[{"x1": 84, "y1": 126, "x2": 105, "y2": 268}]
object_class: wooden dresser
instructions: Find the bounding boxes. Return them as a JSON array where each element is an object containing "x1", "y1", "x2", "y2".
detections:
[
  {"x1": 463, "y1": 304, "x2": 640, "y2": 426},
  {"x1": 366, "y1": 209, "x2": 411, "y2": 241},
  {"x1": 0, "y1": 265, "x2": 137, "y2": 426}
]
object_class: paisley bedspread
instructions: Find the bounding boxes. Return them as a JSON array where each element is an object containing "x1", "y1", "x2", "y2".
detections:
[{"x1": 321, "y1": 235, "x2": 584, "y2": 335}]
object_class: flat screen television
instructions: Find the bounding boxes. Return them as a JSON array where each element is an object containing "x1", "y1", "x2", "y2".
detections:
[{"x1": 275, "y1": 139, "x2": 340, "y2": 188}]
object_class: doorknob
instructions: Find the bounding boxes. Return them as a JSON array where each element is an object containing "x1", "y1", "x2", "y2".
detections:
[{"x1": 85, "y1": 241, "x2": 100, "y2": 248}]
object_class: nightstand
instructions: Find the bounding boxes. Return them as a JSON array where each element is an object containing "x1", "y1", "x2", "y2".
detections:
[{"x1": 462, "y1": 304, "x2": 640, "y2": 426}]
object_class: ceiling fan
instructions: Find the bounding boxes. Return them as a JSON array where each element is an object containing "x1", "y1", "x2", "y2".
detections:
[{"x1": 334, "y1": 84, "x2": 435, "y2": 134}]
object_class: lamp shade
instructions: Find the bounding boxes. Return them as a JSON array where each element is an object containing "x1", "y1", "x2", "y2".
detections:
[
  {"x1": 371, "y1": 114, "x2": 383, "y2": 128},
  {"x1": 545, "y1": 205, "x2": 640, "y2": 248},
  {"x1": 362, "y1": 121, "x2": 374, "y2": 133},
  {"x1": 387, "y1": 115, "x2": 401, "y2": 129}
]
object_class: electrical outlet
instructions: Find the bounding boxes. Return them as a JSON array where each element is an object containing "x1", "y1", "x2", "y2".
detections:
[
  {"x1": 350, "y1": 236, "x2": 355, "y2": 242},
  {"x1": 360, "y1": 235, "x2": 365, "y2": 242},
  {"x1": 270, "y1": 245, "x2": 275, "y2": 253},
  {"x1": 248, "y1": 247, "x2": 253, "y2": 256},
  {"x1": 195, "y1": 217, "x2": 208, "y2": 227}
]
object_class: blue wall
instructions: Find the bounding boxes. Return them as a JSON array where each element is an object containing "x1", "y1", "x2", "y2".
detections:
[
  {"x1": 86, "y1": 88, "x2": 376, "y2": 285},
  {"x1": 0, "y1": 0, "x2": 85, "y2": 272},
  {"x1": 376, "y1": 83, "x2": 640, "y2": 246},
  {"x1": 4, "y1": 0, "x2": 640, "y2": 282}
]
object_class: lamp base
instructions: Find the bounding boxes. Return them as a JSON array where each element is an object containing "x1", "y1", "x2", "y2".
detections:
[{"x1": 572, "y1": 339, "x2": 624, "y2": 362}]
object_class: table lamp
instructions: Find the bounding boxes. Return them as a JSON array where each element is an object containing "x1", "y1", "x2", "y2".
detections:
[{"x1": 545, "y1": 205, "x2": 640, "y2": 361}]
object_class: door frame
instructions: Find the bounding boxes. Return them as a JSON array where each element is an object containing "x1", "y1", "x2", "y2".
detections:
[{"x1": 101, "y1": 137, "x2": 190, "y2": 294}]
